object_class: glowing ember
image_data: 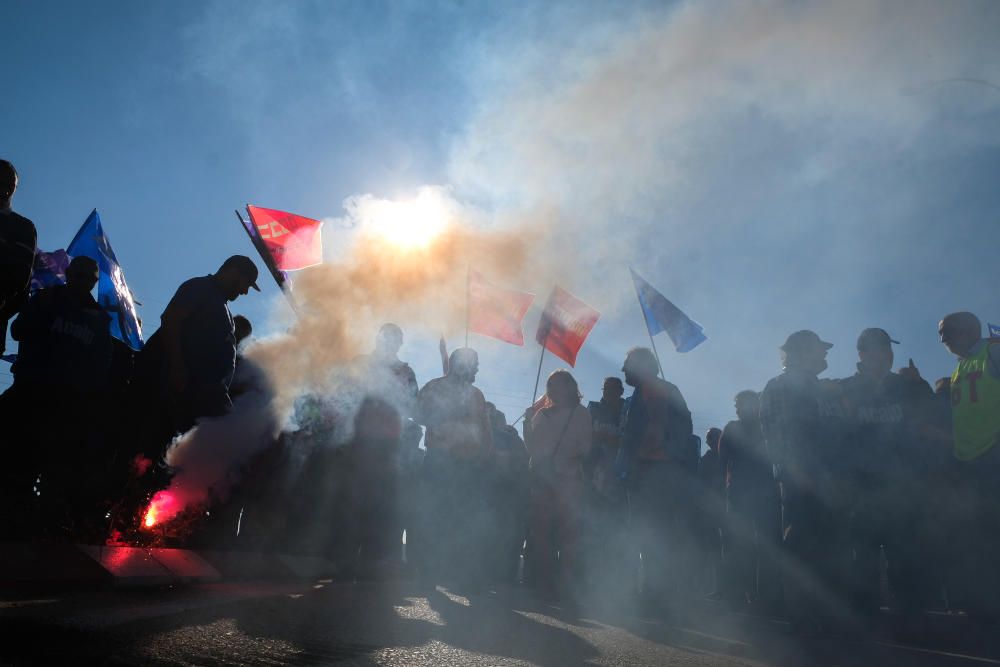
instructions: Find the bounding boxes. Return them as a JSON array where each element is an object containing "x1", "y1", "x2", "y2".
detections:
[{"x1": 141, "y1": 490, "x2": 180, "y2": 530}]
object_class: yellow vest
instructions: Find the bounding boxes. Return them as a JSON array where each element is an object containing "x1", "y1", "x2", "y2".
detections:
[{"x1": 951, "y1": 342, "x2": 1000, "y2": 461}]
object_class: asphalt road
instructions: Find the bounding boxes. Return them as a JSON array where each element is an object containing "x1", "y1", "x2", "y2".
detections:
[{"x1": 2, "y1": 580, "x2": 1000, "y2": 666}]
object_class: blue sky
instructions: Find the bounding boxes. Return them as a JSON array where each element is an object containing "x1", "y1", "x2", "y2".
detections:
[{"x1": 3, "y1": 1, "x2": 1000, "y2": 435}]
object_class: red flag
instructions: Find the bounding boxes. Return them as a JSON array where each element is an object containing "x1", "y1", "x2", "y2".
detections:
[
  {"x1": 468, "y1": 271, "x2": 535, "y2": 346},
  {"x1": 535, "y1": 286, "x2": 600, "y2": 367},
  {"x1": 246, "y1": 205, "x2": 324, "y2": 271}
]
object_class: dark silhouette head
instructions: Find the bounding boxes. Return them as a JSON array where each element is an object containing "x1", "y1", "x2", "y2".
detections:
[
  {"x1": 233, "y1": 315, "x2": 253, "y2": 345},
  {"x1": 734, "y1": 390, "x2": 760, "y2": 421},
  {"x1": 779, "y1": 330, "x2": 832, "y2": 375},
  {"x1": 65, "y1": 255, "x2": 99, "y2": 296},
  {"x1": 706, "y1": 427, "x2": 722, "y2": 451},
  {"x1": 216, "y1": 255, "x2": 260, "y2": 301},
  {"x1": 857, "y1": 327, "x2": 898, "y2": 378},
  {"x1": 546, "y1": 369, "x2": 582, "y2": 409},
  {"x1": 602, "y1": 376, "x2": 624, "y2": 402},
  {"x1": 939, "y1": 312, "x2": 981, "y2": 358},
  {"x1": 622, "y1": 347, "x2": 659, "y2": 387},
  {"x1": 448, "y1": 347, "x2": 479, "y2": 383},
  {"x1": 0, "y1": 160, "x2": 17, "y2": 206},
  {"x1": 375, "y1": 323, "x2": 403, "y2": 359}
]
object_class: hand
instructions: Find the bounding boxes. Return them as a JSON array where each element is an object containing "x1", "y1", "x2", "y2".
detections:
[{"x1": 897, "y1": 358, "x2": 922, "y2": 382}]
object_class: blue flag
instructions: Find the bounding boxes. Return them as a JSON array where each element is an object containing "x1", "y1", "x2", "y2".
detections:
[
  {"x1": 990, "y1": 323, "x2": 1000, "y2": 339},
  {"x1": 629, "y1": 268, "x2": 707, "y2": 353},
  {"x1": 67, "y1": 210, "x2": 144, "y2": 350}
]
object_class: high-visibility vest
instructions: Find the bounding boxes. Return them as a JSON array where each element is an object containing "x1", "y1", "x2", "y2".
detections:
[{"x1": 951, "y1": 342, "x2": 1000, "y2": 461}]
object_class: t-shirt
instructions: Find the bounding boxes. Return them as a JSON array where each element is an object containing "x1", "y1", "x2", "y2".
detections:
[
  {"x1": 161, "y1": 275, "x2": 235, "y2": 388},
  {"x1": 417, "y1": 375, "x2": 492, "y2": 459}
]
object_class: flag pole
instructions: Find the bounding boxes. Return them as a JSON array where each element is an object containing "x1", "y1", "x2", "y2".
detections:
[
  {"x1": 235, "y1": 208, "x2": 300, "y2": 316},
  {"x1": 531, "y1": 330, "x2": 549, "y2": 403},
  {"x1": 648, "y1": 330, "x2": 665, "y2": 379},
  {"x1": 512, "y1": 336, "x2": 547, "y2": 428},
  {"x1": 465, "y1": 266, "x2": 470, "y2": 348}
]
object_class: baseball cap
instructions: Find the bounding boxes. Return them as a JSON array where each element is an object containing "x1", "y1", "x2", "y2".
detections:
[
  {"x1": 221, "y1": 255, "x2": 260, "y2": 291},
  {"x1": 857, "y1": 327, "x2": 900, "y2": 350},
  {"x1": 780, "y1": 330, "x2": 833, "y2": 353}
]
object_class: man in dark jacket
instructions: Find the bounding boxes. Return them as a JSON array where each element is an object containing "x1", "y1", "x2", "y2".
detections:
[
  {"x1": 0, "y1": 159, "x2": 37, "y2": 355},
  {"x1": 134, "y1": 255, "x2": 259, "y2": 449},
  {"x1": 6, "y1": 256, "x2": 111, "y2": 533},
  {"x1": 839, "y1": 328, "x2": 934, "y2": 616},
  {"x1": 760, "y1": 330, "x2": 850, "y2": 633},
  {"x1": 618, "y1": 346, "x2": 695, "y2": 611}
]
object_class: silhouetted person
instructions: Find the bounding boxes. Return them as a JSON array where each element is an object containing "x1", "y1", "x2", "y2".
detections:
[
  {"x1": 6, "y1": 256, "x2": 111, "y2": 534},
  {"x1": 699, "y1": 427, "x2": 725, "y2": 599},
  {"x1": 415, "y1": 347, "x2": 493, "y2": 589},
  {"x1": 938, "y1": 311, "x2": 1000, "y2": 619},
  {"x1": 719, "y1": 390, "x2": 781, "y2": 611},
  {"x1": 838, "y1": 328, "x2": 933, "y2": 616},
  {"x1": 584, "y1": 376, "x2": 629, "y2": 601},
  {"x1": 760, "y1": 330, "x2": 850, "y2": 634},
  {"x1": 135, "y1": 255, "x2": 260, "y2": 451},
  {"x1": 334, "y1": 396, "x2": 405, "y2": 580},
  {"x1": 587, "y1": 376, "x2": 625, "y2": 496},
  {"x1": 617, "y1": 347, "x2": 695, "y2": 613},
  {"x1": 486, "y1": 402, "x2": 529, "y2": 585},
  {"x1": 525, "y1": 370, "x2": 592, "y2": 601},
  {"x1": 0, "y1": 160, "x2": 37, "y2": 355},
  {"x1": 350, "y1": 323, "x2": 421, "y2": 572}
]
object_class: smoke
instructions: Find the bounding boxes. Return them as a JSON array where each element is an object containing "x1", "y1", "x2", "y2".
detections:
[
  {"x1": 249, "y1": 187, "x2": 540, "y2": 413},
  {"x1": 153, "y1": 0, "x2": 1000, "y2": 525},
  {"x1": 148, "y1": 187, "x2": 540, "y2": 526}
]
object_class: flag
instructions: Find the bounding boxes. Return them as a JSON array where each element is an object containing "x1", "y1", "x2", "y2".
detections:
[
  {"x1": 29, "y1": 249, "x2": 71, "y2": 294},
  {"x1": 630, "y1": 268, "x2": 706, "y2": 353},
  {"x1": 67, "y1": 210, "x2": 144, "y2": 350},
  {"x1": 468, "y1": 271, "x2": 535, "y2": 345},
  {"x1": 990, "y1": 323, "x2": 1000, "y2": 339},
  {"x1": 246, "y1": 205, "x2": 323, "y2": 271},
  {"x1": 535, "y1": 286, "x2": 600, "y2": 367},
  {"x1": 237, "y1": 209, "x2": 288, "y2": 291}
]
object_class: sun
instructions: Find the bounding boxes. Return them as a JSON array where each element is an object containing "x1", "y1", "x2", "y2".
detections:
[{"x1": 368, "y1": 188, "x2": 451, "y2": 250}]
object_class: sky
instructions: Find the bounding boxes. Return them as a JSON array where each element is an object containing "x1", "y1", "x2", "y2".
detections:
[{"x1": 3, "y1": 0, "x2": 1000, "y2": 437}]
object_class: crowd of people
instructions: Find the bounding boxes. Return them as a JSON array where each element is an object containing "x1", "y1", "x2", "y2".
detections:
[{"x1": 1, "y1": 158, "x2": 999, "y2": 635}]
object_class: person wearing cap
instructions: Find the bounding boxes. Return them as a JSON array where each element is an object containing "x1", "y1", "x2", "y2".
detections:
[
  {"x1": 0, "y1": 159, "x2": 37, "y2": 356},
  {"x1": 837, "y1": 328, "x2": 933, "y2": 616},
  {"x1": 414, "y1": 347, "x2": 493, "y2": 589},
  {"x1": 938, "y1": 311, "x2": 1000, "y2": 619},
  {"x1": 135, "y1": 255, "x2": 260, "y2": 442},
  {"x1": 3, "y1": 255, "x2": 112, "y2": 534},
  {"x1": 759, "y1": 329, "x2": 850, "y2": 633}
]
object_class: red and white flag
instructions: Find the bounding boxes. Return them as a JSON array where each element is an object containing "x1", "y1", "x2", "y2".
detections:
[
  {"x1": 246, "y1": 205, "x2": 324, "y2": 271},
  {"x1": 535, "y1": 286, "x2": 600, "y2": 367},
  {"x1": 468, "y1": 271, "x2": 535, "y2": 346}
]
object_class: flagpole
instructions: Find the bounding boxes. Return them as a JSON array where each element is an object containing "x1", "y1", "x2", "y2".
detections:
[
  {"x1": 235, "y1": 208, "x2": 300, "y2": 316},
  {"x1": 512, "y1": 337, "x2": 547, "y2": 428},
  {"x1": 531, "y1": 330, "x2": 549, "y2": 403},
  {"x1": 648, "y1": 331, "x2": 665, "y2": 379},
  {"x1": 465, "y1": 266, "x2": 470, "y2": 348}
]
